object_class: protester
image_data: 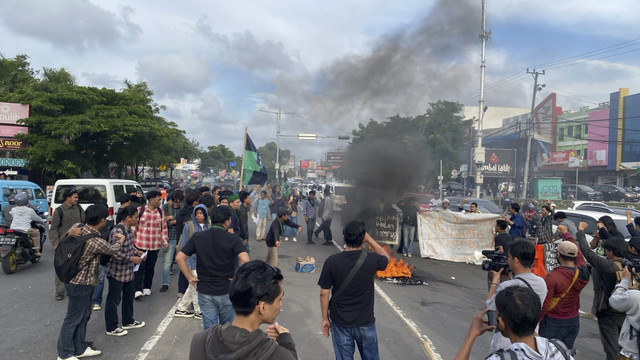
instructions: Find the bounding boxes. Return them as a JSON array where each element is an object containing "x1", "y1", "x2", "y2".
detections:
[
  {"x1": 238, "y1": 190, "x2": 251, "y2": 253},
  {"x1": 397, "y1": 197, "x2": 418, "y2": 257},
  {"x1": 176, "y1": 206, "x2": 249, "y2": 330},
  {"x1": 56, "y1": 204, "x2": 127, "y2": 360},
  {"x1": 283, "y1": 191, "x2": 300, "y2": 242},
  {"x1": 254, "y1": 190, "x2": 271, "y2": 242},
  {"x1": 132, "y1": 190, "x2": 169, "y2": 299},
  {"x1": 537, "y1": 205, "x2": 554, "y2": 244},
  {"x1": 265, "y1": 207, "x2": 302, "y2": 267},
  {"x1": 454, "y1": 287, "x2": 571, "y2": 360},
  {"x1": 188, "y1": 260, "x2": 297, "y2": 360},
  {"x1": 486, "y1": 239, "x2": 547, "y2": 352},
  {"x1": 174, "y1": 204, "x2": 210, "y2": 319},
  {"x1": 609, "y1": 265, "x2": 640, "y2": 360},
  {"x1": 269, "y1": 185, "x2": 286, "y2": 221},
  {"x1": 318, "y1": 221, "x2": 390, "y2": 360},
  {"x1": 226, "y1": 193, "x2": 242, "y2": 236},
  {"x1": 501, "y1": 202, "x2": 526, "y2": 239},
  {"x1": 50, "y1": 188, "x2": 85, "y2": 301},
  {"x1": 104, "y1": 205, "x2": 145, "y2": 337},
  {"x1": 314, "y1": 188, "x2": 334, "y2": 245},
  {"x1": 435, "y1": 198, "x2": 452, "y2": 212},
  {"x1": 302, "y1": 190, "x2": 318, "y2": 245},
  {"x1": 524, "y1": 204, "x2": 537, "y2": 235},
  {"x1": 160, "y1": 190, "x2": 183, "y2": 293},
  {"x1": 538, "y1": 241, "x2": 589, "y2": 354},
  {"x1": 553, "y1": 212, "x2": 577, "y2": 240},
  {"x1": 493, "y1": 219, "x2": 512, "y2": 254}
]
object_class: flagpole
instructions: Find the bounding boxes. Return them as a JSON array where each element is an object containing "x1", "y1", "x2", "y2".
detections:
[{"x1": 239, "y1": 127, "x2": 247, "y2": 191}]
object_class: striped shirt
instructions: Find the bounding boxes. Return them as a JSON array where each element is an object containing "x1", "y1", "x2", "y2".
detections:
[
  {"x1": 105, "y1": 223, "x2": 136, "y2": 283},
  {"x1": 69, "y1": 223, "x2": 123, "y2": 285},
  {"x1": 133, "y1": 205, "x2": 168, "y2": 250}
]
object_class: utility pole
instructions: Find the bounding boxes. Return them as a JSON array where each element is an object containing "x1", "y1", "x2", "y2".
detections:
[
  {"x1": 259, "y1": 107, "x2": 283, "y2": 182},
  {"x1": 521, "y1": 69, "x2": 545, "y2": 199},
  {"x1": 475, "y1": 0, "x2": 490, "y2": 198}
]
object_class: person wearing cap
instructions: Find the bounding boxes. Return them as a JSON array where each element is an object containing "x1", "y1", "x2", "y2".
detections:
[
  {"x1": 436, "y1": 198, "x2": 452, "y2": 212},
  {"x1": 50, "y1": 188, "x2": 86, "y2": 301},
  {"x1": 225, "y1": 193, "x2": 242, "y2": 237},
  {"x1": 538, "y1": 240, "x2": 589, "y2": 354},
  {"x1": 575, "y1": 221, "x2": 628, "y2": 360},
  {"x1": 265, "y1": 207, "x2": 302, "y2": 267}
]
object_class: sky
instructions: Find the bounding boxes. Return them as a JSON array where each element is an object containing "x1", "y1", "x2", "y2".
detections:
[{"x1": 1, "y1": 0, "x2": 639, "y2": 161}]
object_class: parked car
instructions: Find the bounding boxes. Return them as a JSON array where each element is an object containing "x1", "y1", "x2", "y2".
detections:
[
  {"x1": 51, "y1": 179, "x2": 144, "y2": 223},
  {"x1": 559, "y1": 209, "x2": 631, "y2": 240},
  {"x1": 139, "y1": 179, "x2": 170, "y2": 194},
  {"x1": 446, "y1": 197, "x2": 502, "y2": 214},
  {"x1": 444, "y1": 182, "x2": 465, "y2": 197},
  {"x1": 573, "y1": 202, "x2": 640, "y2": 218},
  {"x1": 592, "y1": 184, "x2": 639, "y2": 202},
  {"x1": 561, "y1": 184, "x2": 603, "y2": 201},
  {"x1": 403, "y1": 192, "x2": 434, "y2": 213}
]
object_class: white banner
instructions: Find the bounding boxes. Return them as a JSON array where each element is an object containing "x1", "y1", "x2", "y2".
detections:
[{"x1": 418, "y1": 212, "x2": 499, "y2": 262}]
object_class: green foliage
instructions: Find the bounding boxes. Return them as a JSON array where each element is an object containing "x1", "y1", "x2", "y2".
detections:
[
  {"x1": 256, "y1": 141, "x2": 291, "y2": 182},
  {"x1": 0, "y1": 55, "x2": 198, "y2": 180},
  {"x1": 200, "y1": 144, "x2": 239, "y2": 173}
]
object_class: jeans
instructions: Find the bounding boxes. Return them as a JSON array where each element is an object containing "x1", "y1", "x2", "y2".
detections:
[
  {"x1": 316, "y1": 218, "x2": 333, "y2": 241},
  {"x1": 57, "y1": 283, "x2": 92, "y2": 359},
  {"x1": 104, "y1": 277, "x2": 135, "y2": 331},
  {"x1": 284, "y1": 215, "x2": 298, "y2": 237},
  {"x1": 539, "y1": 315, "x2": 579, "y2": 350},
  {"x1": 306, "y1": 218, "x2": 316, "y2": 242},
  {"x1": 92, "y1": 265, "x2": 106, "y2": 305},
  {"x1": 402, "y1": 224, "x2": 416, "y2": 255},
  {"x1": 161, "y1": 240, "x2": 177, "y2": 285},
  {"x1": 198, "y1": 293, "x2": 235, "y2": 330},
  {"x1": 330, "y1": 322, "x2": 379, "y2": 360},
  {"x1": 134, "y1": 249, "x2": 159, "y2": 291}
]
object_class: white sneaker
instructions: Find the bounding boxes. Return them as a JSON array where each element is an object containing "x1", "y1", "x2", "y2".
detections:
[
  {"x1": 92, "y1": 304, "x2": 101, "y2": 311},
  {"x1": 76, "y1": 347, "x2": 102, "y2": 358},
  {"x1": 122, "y1": 320, "x2": 145, "y2": 329},
  {"x1": 284, "y1": 237, "x2": 289, "y2": 241},
  {"x1": 106, "y1": 327, "x2": 128, "y2": 336},
  {"x1": 134, "y1": 291, "x2": 143, "y2": 299},
  {"x1": 143, "y1": 288, "x2": 151, "y2": 296},
  {"x1": 292, "y1": 237, "x2": 297, "y2": 242},
  {"x1": 408, "y1": 254, "x2": 412, "y2": 258}
]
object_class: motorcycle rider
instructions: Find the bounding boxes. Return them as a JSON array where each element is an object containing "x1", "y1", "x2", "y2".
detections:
[
  {"x1": 9, "y1": 193, "x2": 44, "y2": 256},
  {"x1": 2, "y1": 195, "x2": 16, "y2": 226}
]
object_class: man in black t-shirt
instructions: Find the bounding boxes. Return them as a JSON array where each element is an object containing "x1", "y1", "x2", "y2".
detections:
[
  {"x1": 493, "y1": 219, "x2": 512, "y2": 254},
  {"x1": 318, "y1": 221, "x2": 390, "y2": 360},
  {"x1": 176, "y1": 206, "x2": 250, "y2": 330}
]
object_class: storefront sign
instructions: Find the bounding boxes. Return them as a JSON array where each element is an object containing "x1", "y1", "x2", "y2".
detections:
[
  {"x1": 0, "y1": 125, "x2": 28, "y2": 138},
  {"x1": 476, "y1": 149, "x2": 515, "y2": 178},
  {"x1": 0, "y1": 102, "x2": 30, "y2": 125},
  {"x1": 0, "y1": 138, "x2": 26, "y2": 150},
  {"x1": 0, "y1": 158, "x2": 26, "y2": 167}
]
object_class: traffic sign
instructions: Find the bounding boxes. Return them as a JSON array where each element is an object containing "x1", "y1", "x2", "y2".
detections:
[{"x1": 159, "y1": 164, "x2": 166, "y2": 171}]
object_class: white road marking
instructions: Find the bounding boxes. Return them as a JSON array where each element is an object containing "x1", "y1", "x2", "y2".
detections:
[
  {"x1": 135, "y1": 300, "x2": 179, "y2": 360},
  {"x1": 331, "y1": 242, "x2": 442, "y2": 360}
]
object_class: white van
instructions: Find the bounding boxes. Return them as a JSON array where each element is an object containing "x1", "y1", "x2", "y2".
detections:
[
  {"x1": 330, "y1": 183, "x2": 353, "y2": 211},
  {"x1": 51, "y1": 179, "x2": 144, "y2": 222}
]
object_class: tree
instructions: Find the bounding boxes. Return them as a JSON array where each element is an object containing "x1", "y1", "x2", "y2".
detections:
[
  {"x1": 199, "y1": 144, "x2": 239, "y2": 174},
  {"x1": 256, "y1": 142, "x2": 291, "y2": 182}
]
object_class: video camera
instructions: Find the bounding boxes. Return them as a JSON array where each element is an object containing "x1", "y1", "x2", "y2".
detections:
[
  {"x1": 621, "y1": 258, "x2": 640, "y2": 274},
  {"x1": 481, "y1": 250, "x2": 509, "y2": 273}
]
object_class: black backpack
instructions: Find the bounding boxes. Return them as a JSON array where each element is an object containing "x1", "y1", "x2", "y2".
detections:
[
  {"x1": 99, "y1": 223, "x2": 126, "y2": 266},
  {"x1": 54, "y1": 232, "x2": 96, "y2": 283}
]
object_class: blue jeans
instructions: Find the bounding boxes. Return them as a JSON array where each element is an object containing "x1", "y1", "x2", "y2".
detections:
[
  {"x1": 198, "y1": 293, "x2": 235, "y2": 330},
  {"x1": 161, "y1": 239, "x2": 177, "y2": 285},
  {"x1": 57, "y1": 283, "x2": 92, "y2": 359},
  {"x1": 539, "y1": 315, "x2": 580, "y2": 350},
  {"x1": 284, "y1": 215, "x2": 298, "y2": 237},
  {"x1": 330, "y1": 322, "x2": 379, "y2": 360},
  {"x1": 92, "y1": 265, "x2": 106, "y2": 306},
  {"x1": 402, "y1": 224, "x2": 416, "y2": 255}
]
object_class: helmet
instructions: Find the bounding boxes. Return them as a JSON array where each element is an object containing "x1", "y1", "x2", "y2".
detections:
[
  {"x1": 7, "y1": 195, "x2": 15, "y2": 204},
  {"x1": 14, "y1": 193, "x2": 29, "y2": 206}
]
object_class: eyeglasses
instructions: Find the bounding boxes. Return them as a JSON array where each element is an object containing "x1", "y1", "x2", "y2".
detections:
[{"x1": 268, "y1": 265, "x2": 283, "y2": 281}]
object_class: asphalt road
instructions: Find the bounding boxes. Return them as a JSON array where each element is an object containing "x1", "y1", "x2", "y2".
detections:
[{"x1": 0, "y1": 212, "x2": 606, "y2": 360}]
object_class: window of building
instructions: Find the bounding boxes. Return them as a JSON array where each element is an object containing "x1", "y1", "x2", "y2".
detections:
[
  {"x1": 567, "y1": 126, "x2": 573, "y2": 137},
  {"x1": 584, "y1": 123, "x2": 588, "y2": 135},
  {"x1": 575, "y1": 125, "x2": 581, "y2": 139},
  {"x1": 559, "y1": 128, "x2": 565, "y2": 141}
]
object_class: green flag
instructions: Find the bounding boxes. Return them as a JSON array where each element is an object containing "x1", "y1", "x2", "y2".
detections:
[
  {"x1": 281, "y1": 171, "x2": 291, "y2": 200},
  {"x1": 242, "y1": 133, "x2": 268, "y2": 187}
]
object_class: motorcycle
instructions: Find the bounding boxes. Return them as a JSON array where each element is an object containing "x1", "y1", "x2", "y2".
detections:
[{"x1": 0, "y1": 222, "x2": 48, "y2": 274}]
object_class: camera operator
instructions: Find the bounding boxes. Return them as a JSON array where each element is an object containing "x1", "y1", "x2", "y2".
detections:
[
  {"x1": 609, "y1": 265, "x2": 640, "y2": 360},
  {"x1": 538, "y1": 241, "x2": 589, "y2": 354},
  {"x1": 486, "y1": 239, "x2": 547, "y2": 352},
  {"x1": 575, "y1": 221, "x2": 628, "y2": 360},
  {"x1": 455, "y1": 287, "x2": 571, "y2": 360}
]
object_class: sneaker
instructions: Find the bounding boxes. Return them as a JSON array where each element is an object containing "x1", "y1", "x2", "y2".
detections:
[
  {"x1": 106, "y1": 327, "x2": 128, "y2": 336},
  {"x1": 92, "y1": 304, "x2": 101, "y2": 311},
  {"x1": 143, "y1": 288, "x2": 151, "y2": 296},
  {"x1": 284, "y1": 237, "x2": 289, "y2": 241},
  {"x1": 408, "y1": 254, "x2": 412, "y2": 258},
  {"x1": 193, "y1": 313, "x2": 203, "y2": 320},
  {"x1": 76, "y1": 347, "x2": 101, "y2": 358},
  {"x1": 159, "y1": 285, "x2": 169, "y2": 293},
  {"x1": 307, "y1": 241, "x2": 316, "y2": 245},
  {"x1": 403, "y1": 253, "x2": 407, "y2": 257},
  {"x1": 55, "y1": 293, "x2": 65, "y2": 301},
  {"x1": 169, "y1": 269, "x2": 174, "y2": 275},
  {"x1": 57, "y1": 357, "x2": 79, "y2": 360},
  {"x1": 322, "y1": 241, "x2": 333, "y2": 246},
  {"x1": 174, "y1": 309, "x2": 195, "y2": 318},
  {"x1": 122, "y1": 320, "x2": 145, "y2": 329},
  {"x1": 134, "y1": 291, "x2": 143, "y2": 300},
  {"x1": 292, "y1": 237, "x2": 297, "y2": 242}
]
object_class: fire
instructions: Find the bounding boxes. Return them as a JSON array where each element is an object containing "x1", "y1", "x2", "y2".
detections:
[{"x1": 376, "y1": 245, "x2": 414, "y2": 278}]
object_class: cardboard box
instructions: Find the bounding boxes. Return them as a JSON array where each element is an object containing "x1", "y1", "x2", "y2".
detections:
[{"x1": 295, "y1": 256, "x2": 315, "y2": 273}]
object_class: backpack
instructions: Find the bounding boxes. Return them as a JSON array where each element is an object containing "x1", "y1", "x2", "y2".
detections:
[
  {"x1": 137, "y1": 206, "x2": 164, "y2": 227},
  {"x1": 487, "y1": 338, "x2": 570, "y2": 360},
  {"x1": 99, "y1": 224, "x2": 126, "y2": 266},
  {"x1": 54, "y1": 232, "x2": 96, "y2": 283}
]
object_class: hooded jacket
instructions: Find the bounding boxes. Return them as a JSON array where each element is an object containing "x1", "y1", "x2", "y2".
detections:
[
  {"x1": 180, "y1": 204, "x2": 210, "y2": 269},
  {"x1": 189, "y1": 323, "x2": 297, "y2": 360}
]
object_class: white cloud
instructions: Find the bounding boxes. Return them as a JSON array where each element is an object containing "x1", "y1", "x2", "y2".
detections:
[{"x1": 137, "y1": 52, "x2": 211, "y2": 96}]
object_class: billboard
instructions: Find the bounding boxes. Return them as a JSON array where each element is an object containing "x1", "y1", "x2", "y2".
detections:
[
  {"x1": 326, "y1": 152, "x2": 344, "y2": 164},
  {"x1": 0, "y1": 125, "x2": 28, "y2": 138},
  {"x1": 588, "y1": 149, "x2": 607, "y2": 166},
  {"x1": 533, "y1": 93, "x2": 560, "y2": 146},
  {"x1": 476, "y1": 149, "x2": 515, "y2": 178},
  {"x1": 0, "y1": 138, "x2": 26, "y2": 150},
  {"x1": 0, "y1": 102, "x2": 30, "y2": 125},
  {"x1": 543, "y1": 150, "x2": 578, "y2": 165},
  {"x1": 300, "y1": 160, "x2": 310, "y2": 169}
]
